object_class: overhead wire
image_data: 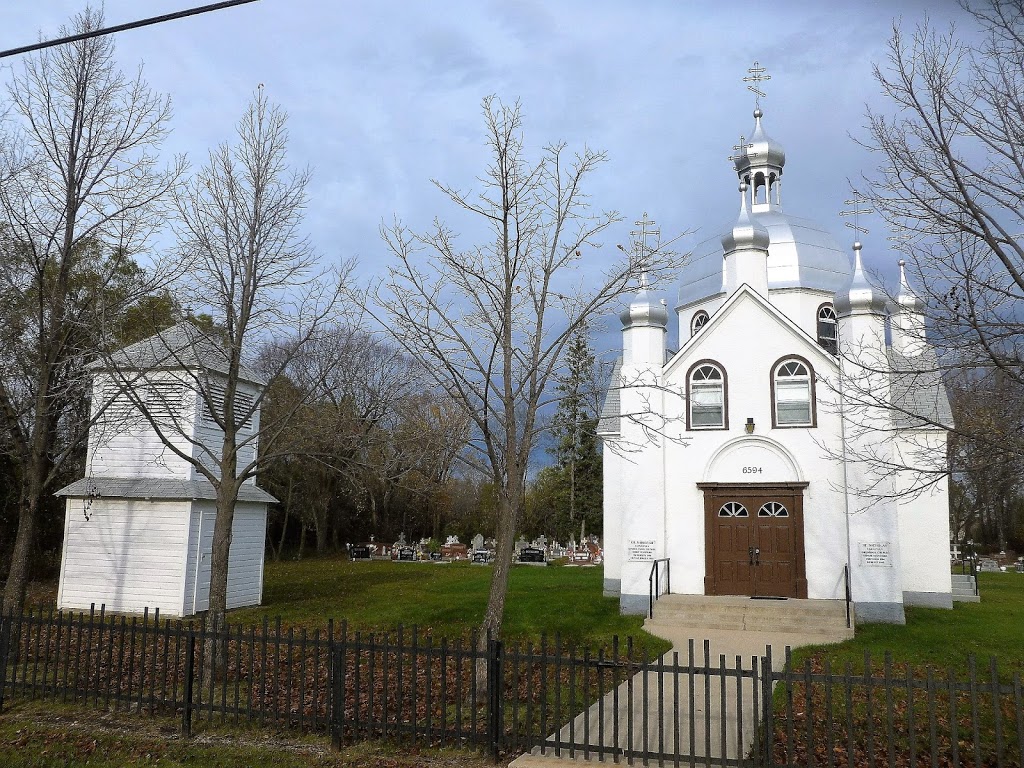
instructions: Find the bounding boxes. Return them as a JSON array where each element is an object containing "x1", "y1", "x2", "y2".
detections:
[{"x1": 0, "y1": 0, "x2": 260, "y2": 60}]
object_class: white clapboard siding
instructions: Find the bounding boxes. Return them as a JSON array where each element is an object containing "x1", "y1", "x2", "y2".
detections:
[
  {"x1": 57, "y1": 498, "x2": 189, "y2": 616},
  {"x1": 88, "y1": 372, "x2": 198, "y2": 479},
  {"x1": 183, "y1": 501, "x2": 267, "y2": 615}
]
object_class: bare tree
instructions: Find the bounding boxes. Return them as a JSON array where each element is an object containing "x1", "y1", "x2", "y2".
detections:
[
  {"x1": 372, "y1": 96, "x2": 684, "y2": 652},
  {"x1": 98, "y1": 88, "x2": 348, "y2": 644},
  {"x1": 0, "y1": 7, "x2": 184, "y2": 609},
  {"x1": 862, "y1": 0, "x2": 1024, "y2": 455}
]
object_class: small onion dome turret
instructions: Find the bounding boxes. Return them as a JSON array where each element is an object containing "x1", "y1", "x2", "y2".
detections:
[
  {"x1": 733, "y1": 108, "x2": 786, "y2": 176},
  {"x1": 620, "y1": 285, "x2": 669, "y2": 329},
  {"x1": 721, "y1": 182, "x2": 770, "y2": 254},
  {"x1": 834, "y1": 242, "x2": 887, "y2": 317},
  {"x1": 896, "y1": 259, "x2": 925, "y2": 313}
]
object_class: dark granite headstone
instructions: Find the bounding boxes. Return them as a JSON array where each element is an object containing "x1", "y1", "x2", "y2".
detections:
[
  {"x1": 472, "y1": 550, "x2": 491, "y2": 563},
  {"x1": 350, "y1": 544, "x2": 371, "y2": 560},
  {"x1": 429, "y1": 551, "x2": 442, "y2": 561},
  {"x1": 398, "y1": 547, "x2": 416, "y2": 561},
  {"x1": 519, "y1": 546, "x2": 545, "y2": 563}
]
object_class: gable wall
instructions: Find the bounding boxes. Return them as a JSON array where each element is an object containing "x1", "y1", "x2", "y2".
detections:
[{"x1": 662, "y1": 292, "x2": 849, "y2": 599}]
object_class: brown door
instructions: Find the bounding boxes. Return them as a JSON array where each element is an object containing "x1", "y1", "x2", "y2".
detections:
[{"x1": 700, "y1": 483, "x2": 808, "y2": 599}]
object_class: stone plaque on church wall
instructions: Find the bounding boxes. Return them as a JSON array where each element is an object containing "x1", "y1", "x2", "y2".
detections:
[
  {"x1": 858, "y1": 541, "x2": 892, "y2": 567},
  {"x1": 627, "y1": 539, "x2": 656, "y2": 562}
]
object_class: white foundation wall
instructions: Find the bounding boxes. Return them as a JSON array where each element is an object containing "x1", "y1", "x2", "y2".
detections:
[
  {"x1": 183, "y1": 501, "x2": 267, "y2": 615},
  {"x1": 893, "y1": 431, "x2": 952, "y2": 607},
  {"x1": 57, "y1": 498, "x2": 189, "y2": 615}
]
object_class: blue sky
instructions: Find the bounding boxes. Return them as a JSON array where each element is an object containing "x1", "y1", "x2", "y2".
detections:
[{"x1": 3, "y1": 0, "x2": 968, "y2": 357}]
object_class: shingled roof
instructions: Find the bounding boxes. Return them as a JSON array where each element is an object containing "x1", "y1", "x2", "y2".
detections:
[
  {"x1": 89, "y1": 323, "x2": 265, "y2": 385},
  {"x1": 56, "y1": 477, "x2": 277, "y2": 504},
  {"x1": 887, "y1": 348, "x2": 954, "y2": 430},
  {"x1": 596, "y1": 358, "x2": 622, "y2": 437}
]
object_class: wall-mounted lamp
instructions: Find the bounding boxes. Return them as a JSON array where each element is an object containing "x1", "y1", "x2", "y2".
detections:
[{"x1": 745, "y1": 418, "x2": 755, "y2": 434}]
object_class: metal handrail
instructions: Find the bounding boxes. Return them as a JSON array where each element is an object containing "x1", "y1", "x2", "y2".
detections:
[
  {"x1": 843, "y1": 564, "x2": 852, "y2": 629},
  {"x1": 648, "y1": 558, "x2": 671, "y2": 618}
]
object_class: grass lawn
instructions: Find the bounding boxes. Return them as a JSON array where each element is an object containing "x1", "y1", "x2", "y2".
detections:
[
  {"x1": 792, "y1": 572, "x2": 1024, "y2": 677},
  {"x1": 229, "y1": 555, "x2": 669, "y2": 656},
  {"x1": 0, "y1": 700, "x2": 499, "y2": 768}
]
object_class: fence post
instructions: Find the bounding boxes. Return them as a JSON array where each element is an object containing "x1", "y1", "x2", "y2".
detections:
[
  {"x1": 330, "y1": 628, "x2": 346, "y2": 751},
  {"x1": 762, "y1": 645, "x2": 774, "y2": 768},
  {"x1": 487, "y1": 637, "x2": 503, "y2": 763},
  {"x1": 181, "y1": 631, "x2": 196, "y2": 739}
]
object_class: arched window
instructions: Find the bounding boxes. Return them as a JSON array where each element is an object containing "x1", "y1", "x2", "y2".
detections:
[
  {"x1": 718, "y1": 502, "x2": 748, "y2": 517},
  {"x1": 817, "y1": 304, "x2": 838, "y2": 355},
  {"x1": 758, "y1": 502, "x2": 789, "y2": 517},
  {"x1": 691, "y1": 310, "x2": 710, "y2": 337},
  {"x1": 688, "y1": 361, "x2": 727, "y2": 430},
  {"x1": 772, "y1": 357, "x2": 815, "y2": 427}
]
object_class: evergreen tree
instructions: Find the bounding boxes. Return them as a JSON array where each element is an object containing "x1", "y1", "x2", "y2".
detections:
[{"x1": 546, "y1": 328, "x2": 603, "y2": 541}]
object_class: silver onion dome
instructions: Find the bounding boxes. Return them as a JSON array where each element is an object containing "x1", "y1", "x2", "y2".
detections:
[
  {"x1": 896, "y1": 259, "x2": 925, "y2": 313},
  {"x1": 733, "y1": 108, "x2": 786, "y2": 176},
  {"x1": 721, "y1": 182, "x2": 770, "y2": 254},
  {"x1": 620, "y1": 286, "x2": 669, "y2": 329},
  {"x1": 834, "y1": 243, "x2": 887, "y2": 317}
]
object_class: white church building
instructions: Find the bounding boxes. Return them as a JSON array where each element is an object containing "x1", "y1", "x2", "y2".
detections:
[
  {"x1": 56, "y1": 324, "x2": 275, "y2": 617},
  {"x1": 599, "y1": 105, "x2": 953, "y2": 624}
]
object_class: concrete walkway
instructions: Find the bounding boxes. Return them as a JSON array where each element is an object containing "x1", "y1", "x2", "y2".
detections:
[{"x1": 510, "y1": 615, "x2": 851, "y2": 766}]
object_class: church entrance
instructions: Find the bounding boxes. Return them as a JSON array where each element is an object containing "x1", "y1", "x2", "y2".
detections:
[{"x1": 698, "y1": 482, "x2": 808, "y2": 598}]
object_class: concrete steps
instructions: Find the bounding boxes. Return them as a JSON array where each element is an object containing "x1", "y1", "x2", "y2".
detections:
[
  {"x1": 645, "y1": 594, "x2": 855, "y2": 640},
  {"x1": 951, "y1": 574, "x2": 980, "y2": 603}
]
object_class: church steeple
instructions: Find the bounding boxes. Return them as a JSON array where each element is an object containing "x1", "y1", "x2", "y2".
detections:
[{"x1": 732, "y1": 62, "x2": 785, "y2": 212}]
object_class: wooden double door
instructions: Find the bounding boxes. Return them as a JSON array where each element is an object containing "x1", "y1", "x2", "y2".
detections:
[{"x1": 699, "y1": 483, "x2": 808, "y2": 599}]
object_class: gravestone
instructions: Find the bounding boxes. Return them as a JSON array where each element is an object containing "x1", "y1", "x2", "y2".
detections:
[
  {"x1": 398, "y1": 547, "x2": 416, "y2": 561},
  {"x1": 350, "y1": 544, "x2": 371, "y2": 560},
  {"x1": 471, "y1": 533, "x2": 485, "y2": 552},
  {"x1": 429, "y1": 552, "x2": 442, "y2": 561},
  {"x1": 472, "y1": 550, "x2": 491, "y2": 563},
  {"x1": 518, "y1": 546, "x2": 545, "y2": 564}
]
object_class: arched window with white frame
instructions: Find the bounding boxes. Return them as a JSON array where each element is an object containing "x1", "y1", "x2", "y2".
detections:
[
  {"x1": 691, "y1": 310, "x2": 710, "y2": 337},
  {"x1": 687, "y1": 360, "x2": 727, "y2": 430},
  {"x1": 772, "y1": 357, "x2": 815, "y2": 428},
  {"x1": 817, "y1": 304, "x2": 838, "y2": 355}
]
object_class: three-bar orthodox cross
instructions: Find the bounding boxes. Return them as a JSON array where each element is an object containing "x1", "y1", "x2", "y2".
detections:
[
  {"x1": 743, "y1": 61, "x2": 771, "y2": 107},
  {"x1": 631, "y1": 212, "x2": 660, "y2": 288},
  {"x1": 840, "y1": 191, "x2": 874, "y2": 238}
]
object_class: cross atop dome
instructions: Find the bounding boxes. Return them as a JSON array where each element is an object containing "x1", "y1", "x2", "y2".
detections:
[
  {"x1": 743, "y1": 61, "x2": 771, "y2": 109},
  {"x1": 732, "y1": 64, "x2": 785, "y2": 212}
]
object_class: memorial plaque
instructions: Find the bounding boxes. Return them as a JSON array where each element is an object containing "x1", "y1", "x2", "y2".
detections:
[
  {"x1": 398, "y1": 547, "x2": 416, "y2": 561},
  {"x1": 429, "y1": 552, "x2": 442, "y2": 561},
  {"x1": 627, "y1": 539, "x2": 656, "y2": 562},
  {"x1": 350, "y1": 544, "x2": 371, "y2": 560},
  {"x1": 858, "y1": 542, "x2": 892, "y2": 568},
  {"x1": 472, "y1": 550, "x2": 491, "y2": 563}
]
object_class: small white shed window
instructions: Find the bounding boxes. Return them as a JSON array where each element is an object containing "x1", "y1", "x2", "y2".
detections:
[
  {"x1": 689, "y1": 362, "x2": 726, "y2": 429},
  {"x1": 691, "y1": 310, "x2": 710, "y2": 337},
  {"x1": 817, "y1": 304, "x2": 838, "y2": 355},
  {"x1": 773, "y1": 358, "x2": 814, "y2": 427}
]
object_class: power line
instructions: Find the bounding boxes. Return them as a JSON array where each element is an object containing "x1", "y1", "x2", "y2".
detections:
[{"x1": 0, "y1": 0, "x2": 261, "y2": 60}]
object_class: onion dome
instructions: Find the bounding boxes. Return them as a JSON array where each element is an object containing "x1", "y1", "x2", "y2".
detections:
[
  {"x1": 721, "y1": 182, "x2": 770, "y2": 254},
  {"x1": 620, "y1": 285, "x2": 669, "y2": 329},
  {"x1": 896, "y1": 259, "x2": 925, "y2": 313},
  {"x1": 733, "y1": 108, "x2": 786, "y2": 177},
  {"x1": 834, "y1": 242, "x2": 887, "y2": 317}
]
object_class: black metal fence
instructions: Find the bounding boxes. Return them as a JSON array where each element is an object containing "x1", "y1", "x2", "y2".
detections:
[{"x1": 2, "y1": 604, "x2": 1023, "y2": 767}]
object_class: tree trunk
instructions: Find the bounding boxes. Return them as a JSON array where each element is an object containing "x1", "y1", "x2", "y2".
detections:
[
  {"x1": 203, "y1": 478, "x2": 239, "y2": 688},
  {"x1": 3, "y1": 494, "x2": 38, "y2": 611}
]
